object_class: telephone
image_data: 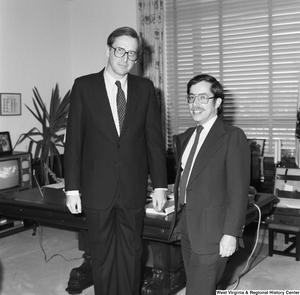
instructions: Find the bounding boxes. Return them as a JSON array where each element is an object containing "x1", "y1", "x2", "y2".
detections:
[
  {"x1": 249, "y1": 186, "x2": 257, "y2": 197},
  {"x1": 248, "y1": 186, "x2": 259, "y2": 206}
]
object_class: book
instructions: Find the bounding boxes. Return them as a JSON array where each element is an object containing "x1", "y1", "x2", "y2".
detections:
[{"x1": 145, "y1": 199, "x2": 175, "y2": 215}]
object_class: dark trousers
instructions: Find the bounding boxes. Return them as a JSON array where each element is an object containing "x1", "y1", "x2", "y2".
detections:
[
  {"x1": 78, "y1": 229, "x2": 90, "y2": 253},
  {"x1": 181, "y1": 206, "x2": 228, "y2": 295},
  {"x1": 84, "y1": 190, "x2": 145, "y2": 295}
]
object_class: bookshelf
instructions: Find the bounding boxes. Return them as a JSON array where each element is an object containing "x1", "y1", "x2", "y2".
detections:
[{"x1": 0, "y1": 215, "x2": 28, "y2": 238}]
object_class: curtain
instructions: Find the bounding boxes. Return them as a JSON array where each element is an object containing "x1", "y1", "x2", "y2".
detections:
[
  {"x1": 164, "y1": 0, "x2": 300, "y2": 155},
  {"x1": 296, "y1": 75, "x2": 300, "y2": 167},
  {"x1": 138, "y1": 0, "x2": 166, "y2": 140}
]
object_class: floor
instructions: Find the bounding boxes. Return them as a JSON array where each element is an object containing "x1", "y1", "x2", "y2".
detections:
[
  {"x1": 177, "y1": 222, "x2": 300, "y2": 294},
  {"x1": 0, "y1": 222, "x2": 299, "y2": 295}
]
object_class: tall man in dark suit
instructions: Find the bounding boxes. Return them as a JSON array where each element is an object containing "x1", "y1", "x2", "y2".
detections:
[
  {"x1": 64, "y1": 27, "x2": 168, "y2": 295},
  {"x1": 170, "y1": 74, "x2": 250, "y2": 294}
]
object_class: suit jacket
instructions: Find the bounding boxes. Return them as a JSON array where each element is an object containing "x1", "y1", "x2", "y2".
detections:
[
  {"x1": 169, "y1": 118, "x2": 250, "y2": 255},
  {"x1": 64, "y1": 69, "x2": 167, "y2": 210}
]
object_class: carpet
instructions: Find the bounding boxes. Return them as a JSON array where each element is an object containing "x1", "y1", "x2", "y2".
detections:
[
  {"x1": 0, "y1": 226, "x2": 91, "y2": 295},
  {"x1": 1, "y1": 220, "x2": 297, "y2": 295},
  {"x1": 218, "y1": 222, "x2": 269, "y2": 289}
]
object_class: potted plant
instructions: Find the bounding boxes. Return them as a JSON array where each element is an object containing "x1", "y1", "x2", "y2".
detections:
[{"x1": 14, "y1": 84, "x2": 71, "y2": 185}]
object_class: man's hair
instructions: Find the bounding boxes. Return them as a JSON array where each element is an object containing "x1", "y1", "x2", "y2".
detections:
[
  {"x1": 107, "y1": 27, "x2": 142, "y2": 54},
  {"x1": 187, "y1": 74, "x2": 224, "y2": 113}
]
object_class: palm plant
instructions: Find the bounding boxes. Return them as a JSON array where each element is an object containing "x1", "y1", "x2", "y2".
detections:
[{"x1": 14, "y1": 84, "x2": 71, "y2": 185}]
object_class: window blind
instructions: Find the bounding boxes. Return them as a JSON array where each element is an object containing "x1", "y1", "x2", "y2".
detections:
[{"x1": 165, "y1": 0, "x2": 300, "y2": 156}]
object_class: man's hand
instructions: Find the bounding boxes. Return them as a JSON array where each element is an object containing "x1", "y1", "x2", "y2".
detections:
[
  {"x1": 66, "y1": 193, "x2": 82, "y2": 214},
  {"x1": 152, "y1": 190, "x2": 167, "y2": 212},
  {"x1": 219, "y1": 234, "x2": 237, "y2": 257}
]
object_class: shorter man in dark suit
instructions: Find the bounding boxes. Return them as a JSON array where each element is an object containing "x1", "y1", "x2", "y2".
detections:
[{"x1": 170, "y1": 74, "x2": 250, "y2": 294}]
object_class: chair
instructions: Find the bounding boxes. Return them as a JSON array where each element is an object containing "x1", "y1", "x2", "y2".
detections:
[
  {"x1": 268, "y1": 167, "x2": 300, "y2": 261},
  {"x1": 268, "y1": 222, "x2": 300, "y2": 261}
]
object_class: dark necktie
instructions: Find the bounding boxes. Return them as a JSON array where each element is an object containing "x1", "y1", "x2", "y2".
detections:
[
  {"x1": 179, "y1": 125, "x2": 203, "y2": 205},
  {"x1": 115, "y1": 80, "x2": 126, "y2": 132}
]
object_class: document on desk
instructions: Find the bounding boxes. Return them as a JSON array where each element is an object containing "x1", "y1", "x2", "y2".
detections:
[
  {"x1": 145, "y1": 199, "x2": 175, "y2": 215},
  {"x1": 43, "y1": 179, "x2": 65, "y2": 189}
]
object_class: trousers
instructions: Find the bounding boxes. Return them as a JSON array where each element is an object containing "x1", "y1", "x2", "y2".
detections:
[
  {"x1": 84, "y1": 188, "x2": 145, "y2": 295},
  {"x1": 181, "y1": 206, "x2": 228, "y2": 295}
]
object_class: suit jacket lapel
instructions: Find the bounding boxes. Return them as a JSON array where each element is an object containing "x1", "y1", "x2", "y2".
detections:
[
  {"x1": 93, "y1": 70, "x2": 119, "y2": 137},
  {"x1": 173, "y1": 128, "x2": 195, "y2": 192},
  {"x1": 173, "y1": 128, "x2": 195, "y2": 212},
  {"x1": 180, "y1": 128, "x2": 195, "y2": 162},
  {"x1": 119, "y1": 74, "x2": 139, "y2": 136},
  {"x1": 188, "y1": 118, "x2": 225, "y2": 185}
]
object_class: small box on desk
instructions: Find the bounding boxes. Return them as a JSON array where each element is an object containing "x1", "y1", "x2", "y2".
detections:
[{"x1": 274, "y1": 167, "x2": 300, "y2": 198}]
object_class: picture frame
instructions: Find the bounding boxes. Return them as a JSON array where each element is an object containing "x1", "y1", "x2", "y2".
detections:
[
  {"x1": 0, "y1": 93, "x2": 22, "y2": 116},
  {"x1": 0, "y1": 132, "x2": 13, "y2": 155}
]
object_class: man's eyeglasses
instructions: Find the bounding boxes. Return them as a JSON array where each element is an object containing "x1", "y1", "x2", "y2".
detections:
[
  {"x1": 109, "y1": 45, "x2": 139, "y2": 61},
  {"x1": 185, "y1": 94, "x2": 215, "y2": 104}
]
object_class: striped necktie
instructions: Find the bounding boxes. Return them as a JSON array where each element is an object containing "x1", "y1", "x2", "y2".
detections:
[{"x1": 115, "y1": 80, "x2": 126, "y2": 132}]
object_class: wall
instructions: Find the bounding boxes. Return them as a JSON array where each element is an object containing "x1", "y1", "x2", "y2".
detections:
[
  {"x1": 69, "y1": 0, "x2": 139, "y2": 79},
  {"x1": 0, "y1": 0, "x2": 137, "y2": 151}
]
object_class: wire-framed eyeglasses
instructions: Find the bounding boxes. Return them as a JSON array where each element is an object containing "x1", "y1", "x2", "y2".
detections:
[
  {"x1": 109, "y1": 45, "x2": 139, "y2": 61},
  {"x1": 185, "y1": 94, "x2": 215, "y2": 104}
]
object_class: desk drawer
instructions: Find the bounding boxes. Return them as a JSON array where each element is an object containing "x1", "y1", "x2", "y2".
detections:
[
  {"x1": 274, "y1": 207, "x2": 300, "y2": 216},
  {"x1": 143, "y1": 225, "x2": 170, "y2": 242},
  {"x1": 271, "y1": 214, "x2": 300, "y2": 226}
]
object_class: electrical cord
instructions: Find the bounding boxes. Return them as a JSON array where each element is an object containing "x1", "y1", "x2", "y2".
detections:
[
  {"x1": 37, "y1": 225, "x2": 83, "y2": 263},
  {"x1": 33, "y1": 170, "x2": 44, "y2": 199},
  {"x1": 33, "y1": 172, "x2": 82, "y2": 263},
  {"x1": 229, "y1": 203, "x2": 262, "y2": 290}
]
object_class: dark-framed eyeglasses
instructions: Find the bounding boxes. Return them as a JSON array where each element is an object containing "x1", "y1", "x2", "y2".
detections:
[
  {"x1": 109, "y1": 45, "x2": 139, "y2": 61},
  {"x1": 185, "y1": 94, "x2": 215, "y2": 104}
]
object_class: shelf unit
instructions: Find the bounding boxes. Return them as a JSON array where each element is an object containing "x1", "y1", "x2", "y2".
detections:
[{"x1": 0, "y1": 216, "x2": 29, "y2": 238}]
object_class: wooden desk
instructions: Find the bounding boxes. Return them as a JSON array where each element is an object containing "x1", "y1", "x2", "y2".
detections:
[
  {"x1": 0, "y1": 188, "x2": 276, "y2": 295},
  {"x1": 268, "y1": 197, "x2": 300, "y2": 226}
]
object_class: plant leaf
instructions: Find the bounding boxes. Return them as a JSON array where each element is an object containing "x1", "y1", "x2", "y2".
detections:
[{"x1": 15, "y1": 84, "x2": 71, "y2": 183}]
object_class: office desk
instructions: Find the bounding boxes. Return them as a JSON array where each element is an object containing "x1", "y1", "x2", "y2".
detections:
[
  {"x1": 0, "y1": 188, "x2": 276, "y2": 295},
  {"x1": 268, "y1": 197, "x2": 300, "y2": 226}
]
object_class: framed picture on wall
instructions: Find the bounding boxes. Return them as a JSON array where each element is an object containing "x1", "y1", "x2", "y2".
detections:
[
  {"x1": 0, "y1": 93, "x2": 22, "y2": 116},
  {"x1": 0, "y1": 132, "x2": 13, "y2": 155}
]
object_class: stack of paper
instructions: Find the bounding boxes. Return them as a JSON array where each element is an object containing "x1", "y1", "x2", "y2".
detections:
[{"x1": 145, "y1": 199, "x2": 175, "y2": 215}]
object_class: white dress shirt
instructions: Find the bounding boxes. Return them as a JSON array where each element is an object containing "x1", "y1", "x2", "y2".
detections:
[
  {"x1": 103, "y1": 69, "x2": 128, "y2": 136},
  {"x1": 180, "y1": 115, "x2": 218, "y2": 202}
]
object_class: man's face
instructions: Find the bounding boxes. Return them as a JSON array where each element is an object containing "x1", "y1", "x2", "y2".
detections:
[
  {"x1": 106, "y1": 35, "x2": 138, "y2": 80},
  {"x1": 188, "y1": 81, "x2": 221, "y2": 125}
]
